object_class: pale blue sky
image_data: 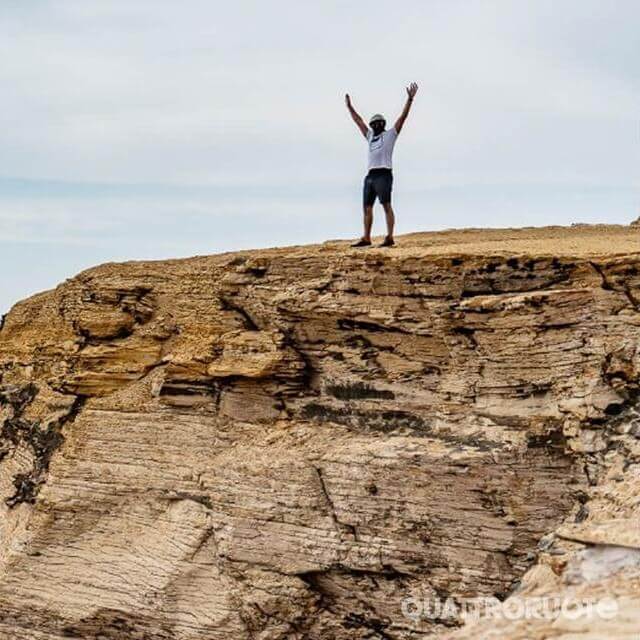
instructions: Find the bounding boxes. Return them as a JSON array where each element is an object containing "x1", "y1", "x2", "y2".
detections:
[{"x1": 1, "y1": 0, "x2": 639, "y2": 314}]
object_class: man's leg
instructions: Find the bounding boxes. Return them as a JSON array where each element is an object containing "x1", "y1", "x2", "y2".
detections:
[
  {"x1": 378, "y1": 171, "x2": 395, "y2": 244},
  {"x1": 363, "y1": 205, "x2": 374, "y2": 242},
  {"x1": 382, "y1": 202, "x2": 395, "y2": 239},
  {"x1": 352, "y1": 175, "x2": 375, "y2": 247}
]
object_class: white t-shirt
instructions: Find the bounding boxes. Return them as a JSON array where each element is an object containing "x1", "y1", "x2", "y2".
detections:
[{"x1": 366, "y1": 126, "x2": 398, "y2": 171}]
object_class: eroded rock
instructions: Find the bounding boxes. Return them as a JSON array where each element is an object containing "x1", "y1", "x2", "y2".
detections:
[{"x1": 1, "y1": 225, "x2": 639, "y2": 639}]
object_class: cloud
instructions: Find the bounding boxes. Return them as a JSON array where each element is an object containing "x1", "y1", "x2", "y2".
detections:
[{"x1": 1, "y1": 0, "x2": 637, "y2": 183}]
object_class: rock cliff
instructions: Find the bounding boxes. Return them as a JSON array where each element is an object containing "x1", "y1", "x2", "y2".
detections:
[{"x1": 0, "y1": 224, "x2": 639, "y2": 639}]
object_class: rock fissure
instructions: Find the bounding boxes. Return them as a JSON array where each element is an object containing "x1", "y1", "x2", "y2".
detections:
[{"x1": 2, "y1": 389, "x2": 86, "y2": 507}]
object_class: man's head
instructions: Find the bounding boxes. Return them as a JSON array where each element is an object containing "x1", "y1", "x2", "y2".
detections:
[{"x1": 369, "y1": 114, "x2": 386, "y2": 135}]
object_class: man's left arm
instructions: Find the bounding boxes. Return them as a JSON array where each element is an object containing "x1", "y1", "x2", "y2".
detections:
[{"x1": 394, "y1": 82, "x2": 419, "y2": 134}]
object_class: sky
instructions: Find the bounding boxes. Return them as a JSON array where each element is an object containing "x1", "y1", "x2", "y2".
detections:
[{"x1": 1, "y1": 0, "x2": 638, "y2": 314}]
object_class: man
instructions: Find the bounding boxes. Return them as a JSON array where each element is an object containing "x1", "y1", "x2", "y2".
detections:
[{"x1": 345, "y1": 82, "x2": 418, "y2": 247}]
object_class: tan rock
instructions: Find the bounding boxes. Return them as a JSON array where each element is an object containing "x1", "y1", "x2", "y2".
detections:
[{"x1": 1, "y1": 224, "x2": 639, "y2": 639}]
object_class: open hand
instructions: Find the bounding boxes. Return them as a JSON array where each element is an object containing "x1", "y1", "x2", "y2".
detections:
[{"x1": 406, "y1": 82, "x2": 418, "y2": 99}]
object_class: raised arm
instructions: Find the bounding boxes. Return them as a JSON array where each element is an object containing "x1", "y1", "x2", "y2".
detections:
[
  {"x1": 345, "y1": 93, "x2": 369, "y2": 138},
  {"x1": 394, "y1": 82, "x2": 419, "y2": 134}
]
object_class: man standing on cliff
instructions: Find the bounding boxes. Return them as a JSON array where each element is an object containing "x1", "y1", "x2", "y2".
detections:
[{"x1": 345, "y1": 82, "x2": 418, "y2": 247}]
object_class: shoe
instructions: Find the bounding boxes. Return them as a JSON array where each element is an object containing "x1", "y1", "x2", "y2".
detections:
[
  {"x1": 351, "y1": 238, "x2": 372, "y2": 248},
  {"x1": 378, "y1": 236, "x2": 395, "y2": 247}
]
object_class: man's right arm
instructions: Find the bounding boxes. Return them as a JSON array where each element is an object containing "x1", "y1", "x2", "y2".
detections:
[{"x1": 345, "y1": 94, "x2": 369, "y2": 138}]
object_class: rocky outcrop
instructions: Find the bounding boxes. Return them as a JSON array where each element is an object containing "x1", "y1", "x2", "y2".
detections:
[{"x1": 0, "y1": 224, "x2": 639, "y2": 639}]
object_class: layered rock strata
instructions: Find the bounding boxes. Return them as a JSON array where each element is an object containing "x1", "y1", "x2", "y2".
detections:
[{"x1": 0, "y1": 224, "x2": 638, "y2": 639}]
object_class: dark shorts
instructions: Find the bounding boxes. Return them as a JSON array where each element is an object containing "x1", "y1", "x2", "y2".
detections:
[{"x1": 363, "y1": 168, "x2": 393, "y2": 206}]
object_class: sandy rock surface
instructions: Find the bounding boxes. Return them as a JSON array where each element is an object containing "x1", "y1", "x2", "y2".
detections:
[{"x1": 1, "y1": 224, "x2": 639, "y2": 639}]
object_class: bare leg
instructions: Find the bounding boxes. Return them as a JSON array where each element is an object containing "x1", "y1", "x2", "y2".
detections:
[
  {"x1": 382, "y1": 202, "x2": 395, "y2": 239},
  {"x1": 363, "y1": 205, "x2": 373, "y2": 242}
]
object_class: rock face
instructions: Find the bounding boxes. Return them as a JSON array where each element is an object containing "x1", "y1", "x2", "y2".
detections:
[{"x1": 0, "y1": 224, "x2": 639, "y2": 639}]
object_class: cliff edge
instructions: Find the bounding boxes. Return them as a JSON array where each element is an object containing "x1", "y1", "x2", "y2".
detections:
[{"x1": 1, "y1": 224, "x2": 639, "y2": 639}]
